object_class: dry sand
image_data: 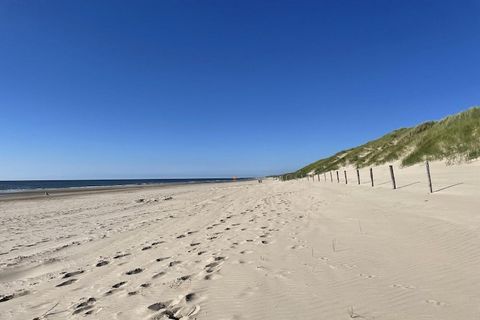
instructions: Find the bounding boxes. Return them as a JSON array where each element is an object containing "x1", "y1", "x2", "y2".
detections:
[{"x1": 1, "y1": 160, "x2": 480, "y2": 319}]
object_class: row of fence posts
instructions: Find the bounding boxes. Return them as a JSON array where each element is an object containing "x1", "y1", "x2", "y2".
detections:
[{"x1": 284, "y1": 161, "x2": 434, "y2": 193}]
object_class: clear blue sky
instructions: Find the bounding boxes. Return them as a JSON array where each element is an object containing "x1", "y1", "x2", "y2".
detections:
[{"x1": 1, "y1": 1, "x2": 479, "y2": 179}]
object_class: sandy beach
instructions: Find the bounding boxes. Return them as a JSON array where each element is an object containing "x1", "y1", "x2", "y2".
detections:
[{"x1": 1, "y1": 160, "x2": 480, "y2": 320}]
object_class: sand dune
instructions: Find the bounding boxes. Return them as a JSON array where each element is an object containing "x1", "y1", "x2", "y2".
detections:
[{"x1": 1, "y1": 160, "x2": 480, "y2": 319}]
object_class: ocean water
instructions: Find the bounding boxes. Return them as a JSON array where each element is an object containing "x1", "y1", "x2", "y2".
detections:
[{"x1": 0, "y1": 178, "x2": 243, "y2": 194}]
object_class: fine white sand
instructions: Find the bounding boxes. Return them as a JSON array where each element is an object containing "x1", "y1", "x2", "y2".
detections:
[{"x1": 1, "y1": 160, "x2": 480, "y2": 320}]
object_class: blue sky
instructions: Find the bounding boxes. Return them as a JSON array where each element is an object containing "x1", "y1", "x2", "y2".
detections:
[{"x1": 1, "y1": 1, "x2": 479, "y2": 179}]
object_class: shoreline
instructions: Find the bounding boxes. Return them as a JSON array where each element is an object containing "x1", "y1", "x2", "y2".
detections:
[{"x1": 0, "y1": 179, "x2": 249, "y2": 202}]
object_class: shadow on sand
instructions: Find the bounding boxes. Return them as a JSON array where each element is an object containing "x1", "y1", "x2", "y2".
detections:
[
  {"x1": 434, "y1": 182, "x2": 463, "y2": 193},
  {"x1": 397, "y1": 181, "x2": 420, "y2": 189},
  {"x1": 376, "y1": 181, "x2": 391, "y2": 186}
]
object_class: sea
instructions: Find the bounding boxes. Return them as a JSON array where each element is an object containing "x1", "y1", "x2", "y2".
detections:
[{"x1": 0, "y1": 178, "x2": 245, "y2": 194}]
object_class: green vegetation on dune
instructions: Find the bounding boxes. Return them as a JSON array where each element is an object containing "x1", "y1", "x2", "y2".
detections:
[{"x1": 283, "y1": 107, "x2": 480, "y2": 179}]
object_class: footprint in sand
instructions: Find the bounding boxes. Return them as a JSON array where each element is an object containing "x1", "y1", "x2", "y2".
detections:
[
  {"x1": 156, "y1": 256, "x2": 170, "y2": 262},
  {"x1": 390, "y1": 283, "x2": 416, "y2": 290},
  {"x1": 204, "y1": 257, "x2": 226, "y2": 274},
  {"x1": 185, "y1": 292, "x2": 196, "y2": 302},
  {"x1": 205, "y1": 262, "x2": 220, "y2": 272},
  {"x1": 63, "y1": 270, "x2": 84, "y2": 278},
  {"x1": 0, "y1": 290, "x2": 29, "y2": 303},
  {"x1": 169, "y1": 275, "x2": 192, "y2": 288},
  {"x1": 56, "y1": 279, "x2": 77, "y2": 287},
  {"x1": 112, "y1": 281, "x2": 127, "y2": 288},
  {"x1": 113, "y1": 253, "x2": 131, "y2": 259},
  {"x1": 169, "y1": 261, "x2": 181, "y2": 267},
  {"x1": 72, "y1": 297, "x2": 96, "y2": 315},
  {"x1": 96, "y1": 260, "x2": 109, "y2": 267},
  {"x1": 204, "y1": 274, "x2": 213, "y2": 280},
  {"x1": 148, "y1": 301, "x2": 168, "y2": 311},
  {"x1": 125, "y1": 268, "x2": 143, "y2": 275},
  {"x1": 0, "y1": 295, "x2": 14, "y2": 303},
  {"x1": 152, "y1": 271, "x2": 166, "y2": 279},
  {"x1": 425, "y1": 299, "x2": 447, "y2": 307}
]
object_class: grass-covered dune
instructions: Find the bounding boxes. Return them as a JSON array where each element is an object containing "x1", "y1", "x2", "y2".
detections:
[{"x1": 284, "y1": 107, "x2": 480, "y2": 179}]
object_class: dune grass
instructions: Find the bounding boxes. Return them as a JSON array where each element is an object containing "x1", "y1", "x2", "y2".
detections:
[{"x1": 282, "y1": 107, "x2": 480, "y2": 179}]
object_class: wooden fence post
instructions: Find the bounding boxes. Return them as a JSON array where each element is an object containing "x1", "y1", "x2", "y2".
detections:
[
  {"x1": 357, "y1": 169, "x2": 360, "y2": 185},
  {"x1": 330, "y1": 171, "x2": 333, "y2": 182},
  {"x1": 426, "y1": 160, "x2": 433, "y2": 193},
  {"x1": 389, "y1": 165, "x2": 397, "y2": 190},
  {"x1": 370, "y1": 168, "x2": 374, "y2": 187},
  {"x1": 324, "y1": 172, "x2": 327, "y2": 181},
  {"x1": 336, "y1": 171, "x2": 340, "y2": 183},
  {"x1": 344, "y1": 170, "x2": 348, "y2": 184}
]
